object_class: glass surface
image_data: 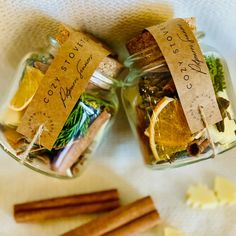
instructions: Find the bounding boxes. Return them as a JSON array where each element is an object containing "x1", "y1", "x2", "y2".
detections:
[
  {"x1": 122, "y1": 43, "x2": 236, "y2": 169},
  {"x1": 0, "y1": 39, "x2": 119, "y2": 178}
]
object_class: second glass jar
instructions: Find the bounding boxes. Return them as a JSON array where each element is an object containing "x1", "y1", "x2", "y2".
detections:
[{"x1": 122, "y1": 30, "x2": 236, "y2": 169}]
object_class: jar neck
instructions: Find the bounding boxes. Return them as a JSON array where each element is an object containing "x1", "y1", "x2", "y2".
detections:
[
  {"x1": 45, "y1": 36, "x2": 123, "y2": 90},
  {"x1": 46, "y1": 35, "x2": 60, "y2": 57},
  {"x1": 125, "y1": 31, "x2": 206, "y2": 73},
  {"x1": 125, "y1": 45, "x2": 169, "y2": 74}
]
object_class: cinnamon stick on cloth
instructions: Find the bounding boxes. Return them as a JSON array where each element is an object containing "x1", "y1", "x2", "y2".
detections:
[
  {"x1": 61, "y1": 196, "x2": 160, "y2": 236},
  {"x1": 104, "y1": 211, "x2": 160, "y2": 236},
  {"x1": 14, "y1": 189, "x2": 119, "y2": 223},
  {"x1": 53, "y1": 110, "x2": 111, "y2": 174}
]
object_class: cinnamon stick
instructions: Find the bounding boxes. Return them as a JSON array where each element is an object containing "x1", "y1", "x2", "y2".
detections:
[
  {"x1": 14, "y1": 189, "x2": 119, "y2": 223},
  {"x1": 104, "y1": 211, "x2": 160, "y2": 236},
  {"x1": 61, "y1": 196, "x2": 158, "y2": 236},
  {"x1": 53, "y1": 110, "x2": 111, "y2": 173},
  {"x1": 15, "y1": 189, "x2": 118, "y2": 212},
  {"x1": 15, "y1": 200, "x2": 119, "y2": 223},
  {"x1": 187, "y1": 138, "x2": 210, "y2": 156}
]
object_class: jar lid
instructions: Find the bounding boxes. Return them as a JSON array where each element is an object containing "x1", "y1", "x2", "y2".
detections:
[
  {"x1": 93, "y1": 56, "x2": 124, "y2": 90},
  {"x1": 90, "y1": 71, "x2": 113, "y2": 90}
]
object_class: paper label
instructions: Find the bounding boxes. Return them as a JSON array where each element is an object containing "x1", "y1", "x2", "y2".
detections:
[
  {"x1": 17, "y1": 31, "x2": 110, "y2": 150},
  {"x1": 147, "y1": 18, "x2": 222, "y2": 133}
]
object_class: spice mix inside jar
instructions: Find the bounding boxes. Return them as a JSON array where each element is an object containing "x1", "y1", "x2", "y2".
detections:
[
  {"x1": 0, "y1": 26, "x2": 123, "y2": 178},
  {"x1": 122, "y1": 17, "x2": 236, "y2": 169}
]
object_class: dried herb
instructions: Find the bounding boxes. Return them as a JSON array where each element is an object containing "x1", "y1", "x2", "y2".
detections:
[
  {"x1": 138, "y1": 71, "x2": 173, "y2": 114},
  {"x1": 216, "y1": 97, "x2": 230, "y2": 132},
  {"x1": 54, "y1": 95, "x2": 100, "y2": 149},
  {"x1": 205, "y1": 55, "x2": 230, "y2": 132},
  {"x1": 54, "y1": 93, "x2": 113, "y2": 149},
  {"x1": 26, "y1": 54, "x2": 51, "y2": 67},
  {"x1": 205, "y1": 55, "x2": 226, "y2": 93}
]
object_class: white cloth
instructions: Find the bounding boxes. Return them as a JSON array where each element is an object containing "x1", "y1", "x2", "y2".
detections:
[{"x1": 0, "y1": 0, "x2": 236, "y2": 235}]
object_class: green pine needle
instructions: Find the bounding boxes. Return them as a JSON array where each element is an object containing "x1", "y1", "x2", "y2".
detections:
[{"x1": 53, "y1": 93, "x2": 113, "y2": 149}]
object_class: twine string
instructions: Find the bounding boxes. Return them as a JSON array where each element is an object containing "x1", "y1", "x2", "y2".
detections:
[{"x1": 20, "y1": 124, "x2": 44, "y2": 164}]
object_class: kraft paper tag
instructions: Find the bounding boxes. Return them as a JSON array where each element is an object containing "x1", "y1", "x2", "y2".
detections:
[
  {"x1": 17, "y1": 31, "x2": 110, "y2": 150},
  {"x1": 147, "y1": 18, "x2": 222, "y2": 133}
]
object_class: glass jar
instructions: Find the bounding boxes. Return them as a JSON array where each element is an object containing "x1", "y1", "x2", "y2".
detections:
[
  {"x1": 122, "y1": 31, "x2": 236, "y2": 169},
  {"x1": 0, "y1": 35, "x2": 122, "y2": 178}
]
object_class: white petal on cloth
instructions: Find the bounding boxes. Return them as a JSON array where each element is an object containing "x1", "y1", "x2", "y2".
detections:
[
  {"x1": 1, "y1": 1, "x2": 236, "y2": 236},
  {"x1": 186, "y1": 184, "x2": 218, "y2": 209},
  {"x1": 214, "y1": 176, "x2": 236, "y2": 205}
]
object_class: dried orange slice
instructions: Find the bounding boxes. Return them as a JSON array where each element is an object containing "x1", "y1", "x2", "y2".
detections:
[
  {"x1": 148, "y1": 97, "x2": 192, "y2": 161},
  {"x1": 9, "y1": 66, "x2": 44, "y2": 111}
]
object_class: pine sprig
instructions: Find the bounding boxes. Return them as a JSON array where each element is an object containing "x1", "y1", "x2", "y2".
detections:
[
  {"x1": 53, "y1": 94, "x2": 104, "y2": 149},
  {"x1": 205, "y1": 55, "x2": 226, "y2": 93}
]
